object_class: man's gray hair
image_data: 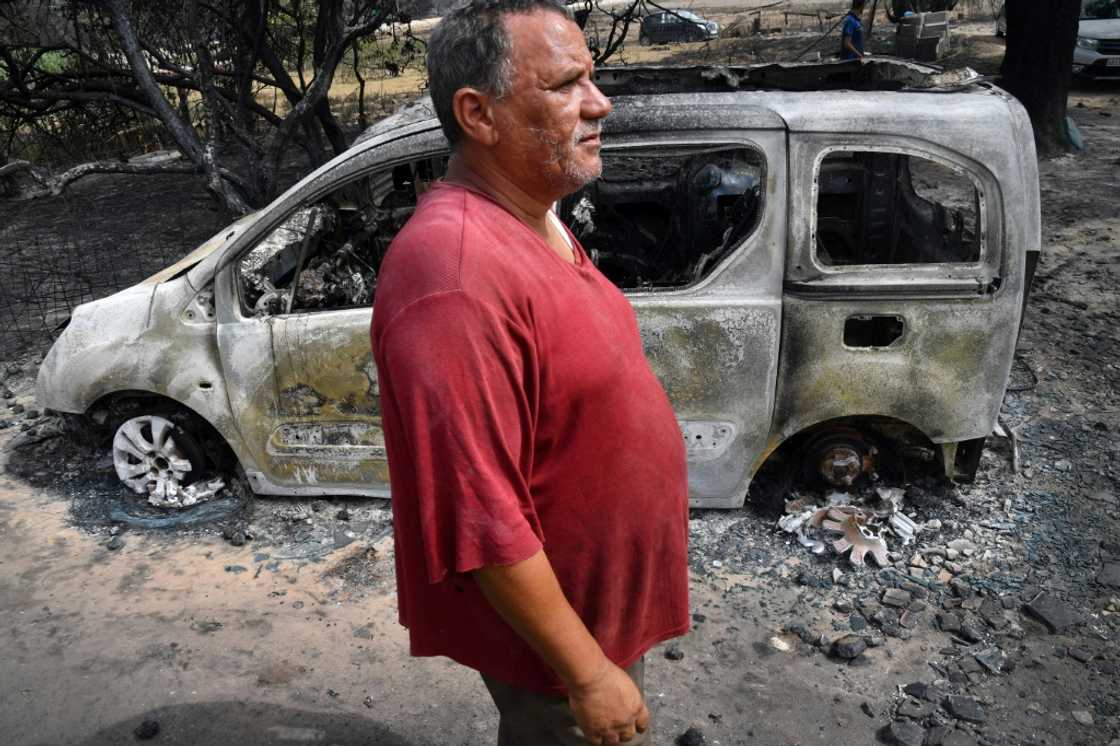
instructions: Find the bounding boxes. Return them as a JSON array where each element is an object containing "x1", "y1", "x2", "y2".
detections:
[{"x1": 427, "y1": 0, "x2": 573, "y2": 147}]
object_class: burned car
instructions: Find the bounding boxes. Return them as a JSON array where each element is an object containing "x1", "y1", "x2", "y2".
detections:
[{"x1": 37, "y1": 60, "x2": 1041, "y2": 509}]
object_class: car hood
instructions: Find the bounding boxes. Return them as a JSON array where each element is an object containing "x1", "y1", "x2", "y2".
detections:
[
  {"x1": 141, "y1": 210, "x2": 260, "y2": 286},
  {"x1": 37, "y1": 282, "x2": 157, "y2": 412},
  {"x1": 1080, "y1": 18, "x2": 1120, "y2": 38}
]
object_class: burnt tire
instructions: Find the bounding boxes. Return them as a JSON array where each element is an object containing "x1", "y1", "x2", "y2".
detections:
[{"x1": 110, "y1": 409, "x2": 211, "y2": 497}]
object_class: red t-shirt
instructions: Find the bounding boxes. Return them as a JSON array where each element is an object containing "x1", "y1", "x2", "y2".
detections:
[{"x1": 370, "y1": 182, "x2": 689, "y2": 694}]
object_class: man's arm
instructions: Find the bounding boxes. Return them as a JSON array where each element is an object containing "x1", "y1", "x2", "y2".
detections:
[
  {"x1": 842, "y1": 33, "x2": 863, "y2": 58},
  {"x1": 474, "y1": 549, "x2": 649, "y2": 745}
]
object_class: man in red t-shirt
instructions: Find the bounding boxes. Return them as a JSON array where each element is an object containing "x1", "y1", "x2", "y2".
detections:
[{"x1": 370, "y1": 1, "x2": 690, "y2": 742}]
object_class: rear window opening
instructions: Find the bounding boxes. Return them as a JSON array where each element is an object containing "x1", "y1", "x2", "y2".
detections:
[
  {"x1": 815, "y1": 150, "x2": 982, "y2": 266},
  {"x1": 559, "y1": 146, "x2": 765, "y2": 290}
]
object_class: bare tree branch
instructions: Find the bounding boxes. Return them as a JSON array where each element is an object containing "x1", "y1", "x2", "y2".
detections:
[
  {"x1": 2, "y1": 0, "x2": 410, "y2": 213},
  {"x1": 11, "y1": 156, "x2": 197, "y2": 200}
]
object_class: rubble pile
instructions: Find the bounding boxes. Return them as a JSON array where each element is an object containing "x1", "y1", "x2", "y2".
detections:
[
  {"x1": 681, "y1": 443, "x2": 1120, "y2": 744},
  {"x1": 0, "y1": 361, "x2": 67, "y2": 449},
  {"x1": 777, "y1": 486, "x2": 921, "y2": 567},
  {"x1": 146, "y1": 476, "x2": 224, "y2": 510}
]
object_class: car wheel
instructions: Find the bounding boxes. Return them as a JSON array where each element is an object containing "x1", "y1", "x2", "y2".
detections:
[
  {"x1": 112, "y1": 413, "x2": 208, "y2": 498},
  {"x1": 797, "y1": 426, "x2": 905, "y2": 489},
  {"x1": 639, "y1": 33, "x2": 651, "y2": 46}
]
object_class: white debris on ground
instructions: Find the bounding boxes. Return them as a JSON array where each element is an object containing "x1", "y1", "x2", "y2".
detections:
[
  {"x1": 147, "y1": 476, "x2": 225, "y2": 509},
  {"x1": 777, "y1": 485, "x2": 926, "y2": 568}
]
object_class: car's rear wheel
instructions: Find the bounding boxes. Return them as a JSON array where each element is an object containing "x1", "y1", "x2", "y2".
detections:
[
  {"x1": 112, "y1": 413, "x2": 208, "y2": 497},
  {"x1": 639, "y1": 32, "x2": 651, "y2": 46}
]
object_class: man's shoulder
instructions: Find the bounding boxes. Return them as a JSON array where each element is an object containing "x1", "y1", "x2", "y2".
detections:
[
  {"x1": 393, "y1": 183, "x2": 468, "y2": 254},
  {"x1": 375, "y1": 186, "x2": 466, "y2": 307},
  {"x1": 374, "y1": 183, "x2": 530, "y2": 335},
  {"x1": 388, "y1": 182, "x2": 517, "y2": 269},
  {"x1": 843, "y1": 13, "x2": 860, "y2": 31}
]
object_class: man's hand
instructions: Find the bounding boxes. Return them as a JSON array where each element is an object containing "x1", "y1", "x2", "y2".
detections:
[
  {"x1": 473, "y1": 550, "x2": 651, "y2": 744},
  {"x1": 568, "y1": 659, "x2": 650, "y2": 744}
]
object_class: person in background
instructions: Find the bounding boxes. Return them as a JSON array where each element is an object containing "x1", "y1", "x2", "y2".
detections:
[{"x1": 841, "y1": 0, "x2": 867, "y2": 59}]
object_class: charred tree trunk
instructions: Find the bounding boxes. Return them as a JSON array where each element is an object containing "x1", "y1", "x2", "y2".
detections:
[
  {"x1": 1000, "y1": 0, "x2": 1081, "y2": 157},
  {"x1": 866, "y1": 0, "x2": 880, "y2": 44}
]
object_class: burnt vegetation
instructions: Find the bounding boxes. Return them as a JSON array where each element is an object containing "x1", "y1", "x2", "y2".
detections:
[{"x1": 0, "y1": 0, "x2": 420, "y2": 213}]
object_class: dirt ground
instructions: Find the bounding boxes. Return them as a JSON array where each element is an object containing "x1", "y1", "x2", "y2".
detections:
[{"x1": 2, "y1": 22, "x2": 1120, "y2": 746}]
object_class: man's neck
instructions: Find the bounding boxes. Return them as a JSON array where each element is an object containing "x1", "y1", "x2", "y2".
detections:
[
  {"x1": 444, "y1": 152, "x2": 554, "y2": 233},
  {"x1": 443, "y1": 151, "x2": 576, "y2": 263}
]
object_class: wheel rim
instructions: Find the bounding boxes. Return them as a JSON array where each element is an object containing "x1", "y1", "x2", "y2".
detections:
[
  {"x1": 800, "y1": 427, "x2": 877, "y2": 489},
  {"x1": 112, "y1": 415, "x2": 196, "y2": 496}
]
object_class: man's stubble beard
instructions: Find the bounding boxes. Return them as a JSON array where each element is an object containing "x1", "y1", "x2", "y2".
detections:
[{"x1": 530, "y1": 119, "x2": 604, "y2": 194}]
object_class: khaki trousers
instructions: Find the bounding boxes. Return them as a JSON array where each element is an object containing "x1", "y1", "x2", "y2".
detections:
[{"x1": 481, "y1": 658, "x2": 650, "y2": 745}]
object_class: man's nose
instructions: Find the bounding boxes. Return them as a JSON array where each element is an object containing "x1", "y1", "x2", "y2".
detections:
[{"x1": 582, "y1": 80, "x2": 613, "y2": 120}]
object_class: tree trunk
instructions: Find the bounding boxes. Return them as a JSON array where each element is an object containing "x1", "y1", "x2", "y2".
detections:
[
  {"x1": 866, "y1": 0, "x2": 880, "y2": 45},
  {"x1": 107, "y1": 0, "x2": 204, "y2": 164},
  {"x1": 1000, "y1": 0, "x2": 1081, "y2": 157}
]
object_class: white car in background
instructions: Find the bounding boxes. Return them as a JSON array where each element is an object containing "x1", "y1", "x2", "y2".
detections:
[
  {"x1": 1074, "y1": 0, "x2": 1120, "y2": 78},
  {"x1": 997, "y1": 1, "x2": 1120, "y2": 78}
]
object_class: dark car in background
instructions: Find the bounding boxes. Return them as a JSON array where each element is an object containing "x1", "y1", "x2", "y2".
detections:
[{"x1": 638, "y1": 9, "x2": 718, "y2": 45}]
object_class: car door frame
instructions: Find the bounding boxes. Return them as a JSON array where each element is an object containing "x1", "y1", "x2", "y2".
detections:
[
  {"x1": 771, "y1": 128, "x2": 1018, "y2": 466},
  {"x1": 212, "y1": 126, "x2": 450, "y2": 496},
  {"x1": 596, "y1": 104, "x2": 789, "y2": 508}
]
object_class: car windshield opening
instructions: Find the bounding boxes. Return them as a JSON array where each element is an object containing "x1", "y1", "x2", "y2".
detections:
[{"x1": 1081, "y1": 0, "x2": 1119, "y2": 19}]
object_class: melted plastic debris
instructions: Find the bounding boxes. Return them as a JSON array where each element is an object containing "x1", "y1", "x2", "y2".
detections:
[
  {"x1": 148, "y1": 477, "x2": 225, "y2": 509},
  {"x1": 816, "y1": 507, "x2": 891, "y2": 568},
  {"x1": 570, "y1": 196, "x2": 596, "y2": 236},
  {"x1": 777, "y1": 485, "x2": 923, "y2": 567}
]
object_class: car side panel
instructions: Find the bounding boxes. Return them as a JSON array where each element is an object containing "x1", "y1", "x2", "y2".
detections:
[{"x1": 771, "y1": 129, "x2": 1026, "y2": 448}]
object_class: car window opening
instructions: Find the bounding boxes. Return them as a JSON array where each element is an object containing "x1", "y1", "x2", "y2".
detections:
[
  {"x1": 560, "y1": 147, "x2": 764, "y2": 290},
  {"x1": 238, "y1": 156, "x2": 446, "y2": 316},
  {"x1": 816, "y1": 151, "x2": 982, "y2": 266}
]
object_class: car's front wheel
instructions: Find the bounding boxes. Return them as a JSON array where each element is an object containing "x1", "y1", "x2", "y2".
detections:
[
  {"x1": 112, "y1": 413, "x2": 209, "y2": 501},
  {"x1": 639, "y1": 32, "x2": 651, "y2": 46}
]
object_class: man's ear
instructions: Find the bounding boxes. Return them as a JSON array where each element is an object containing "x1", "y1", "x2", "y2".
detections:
[{"x1": 452, "y1": 88, "x2": 500, "y2": 147}]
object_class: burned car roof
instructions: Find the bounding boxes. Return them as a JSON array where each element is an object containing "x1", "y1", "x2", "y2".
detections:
[
  {"x1": 352, "y1": 59, "x2": 984, "y2": 146},
  {"x1": 590, "y1": 59, "x2": 984, "y2": 95}
]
